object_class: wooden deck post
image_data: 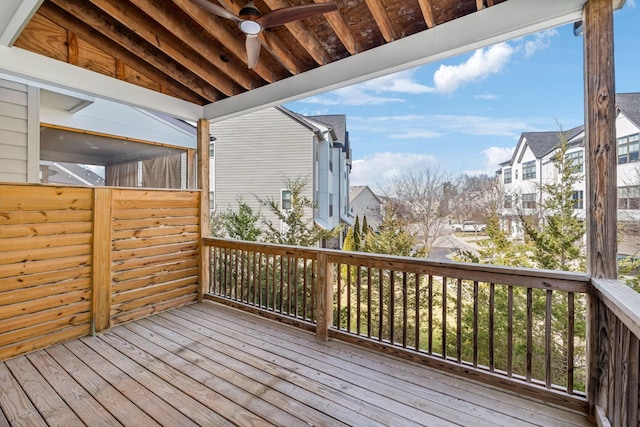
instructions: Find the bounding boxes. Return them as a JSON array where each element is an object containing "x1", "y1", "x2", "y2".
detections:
[
  {"x1": 198, "y1": 119, "x2": 211, "y2": 302},
  {"x1": 583, "y1": 0, "x2": 617, "y2": 421},
  {"x1": 316, "y1": 253, "x2": 334, "y2": 341},
  {"x1": 92, "y1": 188, "x2": 112, "y2": 334}
]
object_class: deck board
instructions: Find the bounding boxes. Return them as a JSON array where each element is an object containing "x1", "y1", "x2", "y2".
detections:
[{"x1": 0, "y1": 301, "x2": 591, "y2": 426}]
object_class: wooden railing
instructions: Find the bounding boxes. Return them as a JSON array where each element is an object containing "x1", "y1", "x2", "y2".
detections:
[
  {"x1": 589, "y1": 278, "x2": 640, "y2": 426},
  {"x1": 203, "y1": 238, "x2": 591, "y2": 412}
]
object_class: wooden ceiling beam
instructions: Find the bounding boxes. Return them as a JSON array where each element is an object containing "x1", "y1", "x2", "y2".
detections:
[
  {"x1": 260, "y1": 0, "x2": 332, "y2": 65},
  {"x1": 170, "y1": 0, "x2": 284, "y2": 83},
  {"x1": 314, "y1": 0, "x2": 359, "y2": 54},
  {"x1": 216, "y1": 0, "x2": 306, "y2": 74},
  {"x1": 48, "y1": 0, "x2": 223, "y2": 102},
  {"x1": 126, "y1": 0, "x2": 261, "y2": 90},
  {"x1": 364, "y1": 0, "x2": 398, "y2": 42},
  {"x1": 89, "y1": 0, "x2": 243, "y2": 96},
  {"x1": 417, "y1": 0, "x2": 436, "y2": 28},
  {"x1": 37, "y1": 3, "x2": 208, "y2": 105}
]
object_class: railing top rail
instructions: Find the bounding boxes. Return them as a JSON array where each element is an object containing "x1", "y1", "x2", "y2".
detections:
[
  {"x1": 203, "y1": 237, "x2": 322, "y2": 258},
  {"x1": 591, "y1": 278, "x2": 640, "y2": 339},
  {"x1": 204, "y1": 237, "x2": 591, "y2": 293}
]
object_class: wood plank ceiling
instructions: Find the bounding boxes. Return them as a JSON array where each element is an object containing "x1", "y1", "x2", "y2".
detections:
[{"x1": 14, "y1": 0, "x2": 507, "y2": 106}]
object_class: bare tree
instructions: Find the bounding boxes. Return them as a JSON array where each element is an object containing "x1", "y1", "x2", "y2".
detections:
[{"x1": 378, "y1": 167, "x2": 458, "y2": 254}]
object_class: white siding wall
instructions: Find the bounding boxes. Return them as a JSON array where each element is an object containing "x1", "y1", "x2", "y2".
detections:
[
  {"x1": 351, "y1": 189, "x2": 381, "y2": 231},
  {"x1": 0, "y1": 78, "x2": 38, "y2": 182},
  {"x1": 617, "y1": 114, "x2": 640, "y2": 187},
  {"x1": 213, "y1": 107, "x2": 314, "y2": 229}
]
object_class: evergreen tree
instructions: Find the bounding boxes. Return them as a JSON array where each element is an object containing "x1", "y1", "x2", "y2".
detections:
[
  {"x1": 258, "y1": 176, "x2": 337, "y2": 247},
  {"x1": 353, "y1": 216, "x2": 361, "y2": 251},
  {"x1": 219, "y1": 199, "x2": 262, "y2": 241},
  {"x1": 520, "y1": 130, "x2": 585, "y2": 271},
  {"x1": 342, "y1": 226, "x2": 356, "y2": 251},
  {"x1": 362, "y1": 215, "x2": 369, "y2": 234},
  {"x1": 362, "y1": 204, "x2": 424, "y2": 257}
]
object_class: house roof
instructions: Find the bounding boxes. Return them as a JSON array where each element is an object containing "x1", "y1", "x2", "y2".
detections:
[
  {"x1": 0, "y1": 0, "x2": 613, "y2": 122},
  {"x1": 308, "y1": 114, "x2": 350, "y2": 155},
  {"x1": 507, "y1": 124, "x2": 584, "y2": 166},
  {"x1": 617, "y1": 93, "x2": 640, "y2": 128},
  {"x1": 350, "y1": 185, "x2": 382, "y2": 204}
]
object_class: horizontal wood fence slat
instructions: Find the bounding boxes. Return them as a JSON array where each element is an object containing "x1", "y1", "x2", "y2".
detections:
[{"x1": 0, "y1": 183, "x2": 201, "y2": 361}]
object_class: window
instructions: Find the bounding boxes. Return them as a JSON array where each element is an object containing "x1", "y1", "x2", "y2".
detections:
[
  {"x1": 329, "y1": 159, "x2": 333, "y2": 172},
  {"x1": 209, "y1": 142, "x2": 215, "y2": 158},
  {"x1": 515, "y1": 169, "x2": 518, "y2": 180},
  {"x1": 618, "y1": 186, "x2": 640, "y2": 209},
  {"x1": 522, "y1": 160, "x2": 536, "y2": 180},
  {"x1": 572, "y1": 190, "x2": 584, "y2": 209},
  {"x1": 618, "y1": 133, "x2": 640, "y2": 164},
  {"x1": 522, "y1": 193, "x2": 536, "y2": 209},
  {"x1": 281, "y1": 189, "x2": 292, "y2": 210},
  {"x1": 329, "y1": 193, "x2": 334, "y2": 217},
  {"x1": 503, "y1": 194, "x2": 512, "y2": 209},
  {"x1": 565, "y1": 151, "x2": 584, "y2": 172},
  {"x1": 209, "y1": 191, "x2": 215, "y2": 211},
  {"x1": 503, "y1": 168, "x2": 512, "y2": 184}
]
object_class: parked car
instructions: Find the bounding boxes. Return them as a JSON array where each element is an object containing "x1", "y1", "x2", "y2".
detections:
[{"x1": 452, "y1": 221, "x2": 487, "y2": 233}]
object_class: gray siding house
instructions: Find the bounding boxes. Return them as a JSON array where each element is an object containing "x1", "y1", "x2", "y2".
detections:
[{"x1": 211, "y1": 106, "x2": 352, "y2": 247}]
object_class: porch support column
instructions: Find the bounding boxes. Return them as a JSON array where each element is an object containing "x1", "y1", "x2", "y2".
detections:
[
  {"x1": 583, "y1": 0, "x2": 616, "y2": 422},
  {"x1": 198, "y1": 119, "x2": 210, "y2": 301},
  {"x1": 584, "y1": 0, "x2": 617, "y2": 279}
]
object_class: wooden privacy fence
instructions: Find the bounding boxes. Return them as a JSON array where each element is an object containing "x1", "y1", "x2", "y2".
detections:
[
  {"x1": 0, "y1": 183, "x2": 201, "y2": 361},
  {"x1": 204, "y1": 237, "x2": 592, "y2": 412}
]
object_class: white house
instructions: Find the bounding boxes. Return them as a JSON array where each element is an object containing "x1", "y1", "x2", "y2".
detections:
[
  {"x1": 497, "y1": 92, "x2": 640, "y2": 254},
  {"x1": 211, "y1": 106, "x2": 352, "y2": 247},
  {"x1": 349, "y1": 185, "x2": 383, "y2": 231}
]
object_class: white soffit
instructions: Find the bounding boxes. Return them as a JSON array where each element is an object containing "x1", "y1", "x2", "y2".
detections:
[{"x1": 0, "y1": 0, "x2": 43, "y2": 46}]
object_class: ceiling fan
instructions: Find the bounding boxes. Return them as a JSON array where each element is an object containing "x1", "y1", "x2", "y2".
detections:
[{"x1": 192, "y1": 0, "x2": 338, "y2": 69}]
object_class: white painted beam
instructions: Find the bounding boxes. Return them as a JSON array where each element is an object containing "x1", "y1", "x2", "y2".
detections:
[
  {"x1": 0, "y1": 0, "x2": 44, "y2": 46},
  {"x1": 0, "y1": 46, "x2": 204, "y2": 121}
]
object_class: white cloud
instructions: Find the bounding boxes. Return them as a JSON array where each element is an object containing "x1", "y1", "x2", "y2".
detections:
[
  {"x1": 433, "y1": 115, "x2": 528, "y2": 137},
  {"x1": 482, "y1": 146, "x2": 515, "y2": 172},
  {"x1": 362, "y1": 70, "x2": 434, "y2": 94},
  {"x1": 523, "y1": 29, "x2": 559, "y2": 57},
  {"x1": 302, "y1": 86, "x2": 404, "y2": 106},
  {"x1": 350, "y1": 152, "x2": 439, "y2": 187},
  {"x1": 389, "y1": 130, "x2": 443, "y2": 140},
  {"x1": 627, "y1": 0, "x2": 636, "y2": 8},
  {"x1": 433, "y1": 43, "x2": 514, "y2": 93},
  {"x1": 296, "y1": 70, "x2": 432, "y2": 106},
  {"x1": 347, "y1": 114, "x2": 528, "y2": 141},
  {"x1": 474, "y1": 93, "x2": 498, "y2": 100}
]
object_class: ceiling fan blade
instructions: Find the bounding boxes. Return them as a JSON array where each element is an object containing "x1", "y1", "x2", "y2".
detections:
[
  {"x1": 191, "y1": 0, "x2": 241, "y2": 23},
  {"x1": 246, "y1": 34, "x2": 261, "y2": 69},
  {"x1": 257, "y1": 3, "x2": 338, "y2": 29}
]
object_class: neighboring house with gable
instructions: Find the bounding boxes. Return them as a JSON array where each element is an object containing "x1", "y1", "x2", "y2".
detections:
[
  {"x1": 349, "y1": 185, "x2": 382, "y2": 232},
  {"x1": 497, "y1": 92, "x2": 640, "y2": 255},
  {"x1": 211, "y1": 106, "x2": 352, "y2": 248}
]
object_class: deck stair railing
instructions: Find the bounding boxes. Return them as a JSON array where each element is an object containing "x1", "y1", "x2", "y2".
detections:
[{"x1": 204, "y1": 238, "x2": 591, "y2": 412}]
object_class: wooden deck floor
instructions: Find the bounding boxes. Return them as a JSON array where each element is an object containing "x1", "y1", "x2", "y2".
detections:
[{"x1": 0, "y1": 302, "x2": 590, "y2": 426}]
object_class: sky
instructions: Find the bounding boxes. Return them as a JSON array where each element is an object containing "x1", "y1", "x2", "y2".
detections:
[{"x1": 285, "y1": 1, "x2": 639, "y2": 189}]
